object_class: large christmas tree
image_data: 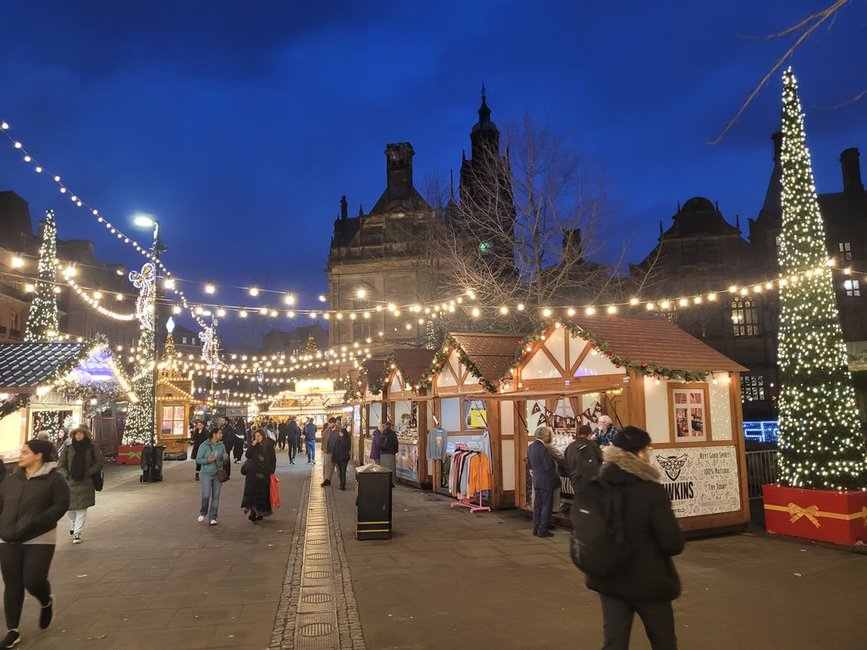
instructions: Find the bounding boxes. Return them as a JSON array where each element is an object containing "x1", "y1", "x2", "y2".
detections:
[
  {"x1": 24, "y1": 210, "x2": 60, "y2": 342},
  {"x1": 776, "y1": 68, "x2": 867, "y2": 490}
]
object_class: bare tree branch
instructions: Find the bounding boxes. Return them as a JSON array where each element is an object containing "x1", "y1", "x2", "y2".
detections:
[{"x1": 709, "y1": 0, "x2": 850, "y2": 145}]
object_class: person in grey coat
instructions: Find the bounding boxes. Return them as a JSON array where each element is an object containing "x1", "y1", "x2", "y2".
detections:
[
  {"x1": 56, "y1": 426, "x2": 104, "y2": 545},
  {"x1": 526, "y1": 425, "x2": 559, "y2": 538}
]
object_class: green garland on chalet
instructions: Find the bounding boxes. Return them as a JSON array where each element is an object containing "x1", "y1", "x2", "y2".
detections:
[
  {"x1": 414, "y1": 336, "x2": 501, "y2": 394},
  {"x1": 509, "y1": 321, "x2": 711, "y2": 383}
]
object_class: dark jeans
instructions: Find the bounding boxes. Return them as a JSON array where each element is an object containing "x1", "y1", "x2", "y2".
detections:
[
  {"x1": 532, "y1": 483, "x2": 554, "y2": 533},
  {"x1": 599, "y1": 594, "x2": 677, "y2": 650},
  {"x1": 233, "y1": 441, "x2": 244, "y2": 461},
  {"x1": 0, "y1": 542, "x2": 54, "y2": 629},
  {"x1": 336, "y1": 459, "x2": 349, "y2": 488},
  {"x1": 277, "y1": 433, "x2": 286, "y2": 450},
  {"x1": 288, "y1": 437, "x2": 300, "y2": 461}
]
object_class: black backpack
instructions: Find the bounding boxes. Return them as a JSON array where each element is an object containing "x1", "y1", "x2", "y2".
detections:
[
  {"x1": 569, "y1": 442, "x2": 601, "y2": 490},
  {"x1": 570, "y1": 476, "x2": 630, "y2": 578}
]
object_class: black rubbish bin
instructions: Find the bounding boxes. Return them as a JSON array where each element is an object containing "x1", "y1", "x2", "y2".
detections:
[
  {"x1": 141, "y1": 445, "x2": 165, "y2": 483},
  {"x1": 355, "y1": 463, "x2": 392, "y2": 540}
]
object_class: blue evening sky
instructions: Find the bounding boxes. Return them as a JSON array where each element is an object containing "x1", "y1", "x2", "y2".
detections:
[{"x1": 1, "y1": 1, "x2": 865, "y2": 346}]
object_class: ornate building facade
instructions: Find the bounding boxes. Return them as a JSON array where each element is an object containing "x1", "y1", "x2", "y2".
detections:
[
  {"x1": 327, "y1": 143, "x2": 438, "y2": 358},
  {"x1": 632, "y1": 136, "x2": 867, "y2": 421}
]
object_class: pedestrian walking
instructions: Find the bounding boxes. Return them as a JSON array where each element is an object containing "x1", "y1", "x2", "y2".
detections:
[
  {"x1": 378, "y1": 421, "x2": 399, "y2": 486},
  {"x1": 0, "y1": 439, "x2": 70, "y2": 649},
  {"x1": 527, "y1": 425, "x2": 558, "y2": 537},
  {"x1": 369, "y1": 423, "x2": 382, "y2": 464},
  {"x1": 56, "y1": 426, "x2": 105, "y2": 544},
  {"x1": 195, "y1": 428, "x2": 228, "y2": 526},
  {"x1": 320, "y1": 418, "x2": 338, "y2": 487},
  {"x1": 277, "y1": 419, "x2": 288, "y2": 451},
  {"x1": 241, "y1": 429, "x2": 277, "y2": 521},
  {"x1": 286, "y1": 416, "x2": 302, "y2": 464},
  {"x1": 218, "y1": 417, "x2": 235, "y2": 479},
  {"x1": 303, "y1": 418, "x2": 317, "y2": 463},
  {"x1": 584, "y1": 426, "x2": 684, "y2": 650},
  {"x1": 331, "y1": 425, "x2": 352, "y2": 490},
  {"x1": 190, "y1": 419, "x2": 208, "y2": 480},
  {"x1": 233, "y1": 417, "x2": 246, "y2": 463}
]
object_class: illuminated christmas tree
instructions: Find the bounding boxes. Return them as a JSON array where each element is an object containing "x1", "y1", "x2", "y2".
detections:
[
  {"x1": 776, "y1": 68, "x2": 867, "y2": 490},
  {"x1": 24, "y1": 210, "x2": 60, "y2": 342},
  {"x1": 305, "y1": 334, "x2": 317, "y2": 354}
]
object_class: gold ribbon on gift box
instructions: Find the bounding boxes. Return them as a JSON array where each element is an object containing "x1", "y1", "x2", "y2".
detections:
[{"x1": 764, "y1": 502, "x2": 867, "y2": 528}]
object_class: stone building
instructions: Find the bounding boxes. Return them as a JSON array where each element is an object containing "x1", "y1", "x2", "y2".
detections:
[
  {"x1": 632, "y1": 136, "x2": 867, "y2": 421},
  {"x1": 327, "y1": 143, "x2": 438, "y2": 358}
]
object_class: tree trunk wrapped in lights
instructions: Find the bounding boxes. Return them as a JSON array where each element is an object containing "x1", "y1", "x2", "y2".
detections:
[
  {"x1": 124, "y1": 262, "x2": 157, "y2": 445},
  {"x1": 24, "y1": 210, "x2": 60, "y2": 342},
  {"x1": 776, "y1": 67, "x2": 867, "y2": 490}
]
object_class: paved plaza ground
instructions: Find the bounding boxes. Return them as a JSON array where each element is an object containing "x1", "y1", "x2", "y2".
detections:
[{"x1": 17, "y1": 453, "x2": 866, "y2": 649}]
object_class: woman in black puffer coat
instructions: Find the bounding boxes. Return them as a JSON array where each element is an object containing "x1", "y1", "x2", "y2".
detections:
[
  {"x1": 241, "y1": 430, "x2": 276, "y2": 521},
  {"x1": 584, "y1": 426, "x2": 684, "y2": 650},
  {"x1": 0, "y1": 439, "x2": 70, "y2": 648},
  {"x1": 332, "y1": 427, "x2": 352, "y2": 490}
]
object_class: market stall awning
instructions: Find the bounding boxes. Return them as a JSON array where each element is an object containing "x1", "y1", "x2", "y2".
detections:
[
  {"x1": 0, "y1": 342, "x2": 92, "y2": 392},
  {"x1": 0, "y1": 340, "x2": 136, "y2": 399}
]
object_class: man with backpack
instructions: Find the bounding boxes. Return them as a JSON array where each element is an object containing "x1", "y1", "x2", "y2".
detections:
[
  {"x1": 565, "y1": 424, "x2": 602, "y2": 497},
  {"x1": 571, "y1": 426, "x2": 683, "y2": 650}
]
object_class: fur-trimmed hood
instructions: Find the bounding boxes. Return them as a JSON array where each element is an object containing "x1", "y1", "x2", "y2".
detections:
[{"x1": 602, "y1": 445, "x2": 661, "y2": 483}]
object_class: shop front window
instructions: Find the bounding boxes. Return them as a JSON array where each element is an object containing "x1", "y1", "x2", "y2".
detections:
[{"x1": 161, "y1": 405, "x2": 186, "y2": 435}]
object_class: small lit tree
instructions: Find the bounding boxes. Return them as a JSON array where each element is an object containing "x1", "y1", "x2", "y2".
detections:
[
  {"x1": 776, "y1": 68, "x2": 867, "y2": 490},
  {"x1": 24, "y1": 210, "x2": 60, "y2": 342}
]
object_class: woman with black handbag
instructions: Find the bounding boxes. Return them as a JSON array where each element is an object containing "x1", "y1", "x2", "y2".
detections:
[
  {"x1": 241, "y1": 429, "x2": 276, "y2": 522},
  {"x1": 57, "y1": 426, "x2": 104, "y2": 545}
]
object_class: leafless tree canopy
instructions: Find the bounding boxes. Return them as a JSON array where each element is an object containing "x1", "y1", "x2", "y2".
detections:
[{"x1": 426, "y1": 115, "x2": 634, "y2": 332}]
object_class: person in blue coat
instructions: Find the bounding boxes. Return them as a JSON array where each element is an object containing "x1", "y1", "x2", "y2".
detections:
[{"x1": 526, "y1": 425, "x2": 559, "y2": 538}]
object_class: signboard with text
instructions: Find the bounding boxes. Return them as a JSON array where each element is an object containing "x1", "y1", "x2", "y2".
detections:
[{"x1": 651, "y1": 445, "x2": 741, "y2": 518}]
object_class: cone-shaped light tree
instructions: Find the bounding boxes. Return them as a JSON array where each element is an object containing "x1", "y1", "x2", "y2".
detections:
[
  {"x1": 24, "y1": 210, "x2": 60, "y2": 342},
  {"x1": 776, "y1": 67, "x2": 867, "y2": 490}
]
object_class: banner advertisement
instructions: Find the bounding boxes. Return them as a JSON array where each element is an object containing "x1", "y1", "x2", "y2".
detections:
[{"x1": 651, "y1": 445, "x2": 741, "y2": 518}]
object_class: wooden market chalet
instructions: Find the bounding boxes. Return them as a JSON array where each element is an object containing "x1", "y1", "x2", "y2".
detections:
[{"x1": 345, "y1": 315, "x2": 751, "y2": 533}]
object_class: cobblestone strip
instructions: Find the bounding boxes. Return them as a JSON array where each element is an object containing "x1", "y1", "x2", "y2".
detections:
[
  {"x1": 293, "y1": 464, "x2": 342, "y2": 649},
  {"x1": 325, "y1": 479, "x2": 366, "y2": 649},
  {"x1": 271, "y1": 475, "x2": 310, "y2": 649}
]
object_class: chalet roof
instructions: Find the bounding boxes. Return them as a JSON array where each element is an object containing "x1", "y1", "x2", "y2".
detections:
[
  {"x1": 567, "y1": 314, "x2": 748, "y2": 373},
  {"x1": 449, "y1": 332, "x2": 523, "y2": 383},
  {"x1": 361, "y1": 358, "x2": 386, "y2": 385},
  {"x1": 0, "y1": 342, "x2": 87, "y2": 389},
  {"x1": 386, "y1": 348, "x2": 436, "y2": 384}
]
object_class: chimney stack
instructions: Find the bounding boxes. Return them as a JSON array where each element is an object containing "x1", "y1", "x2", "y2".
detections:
[{"x1": 840, "y1": 148, "x2": 863, "y2": 193}]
